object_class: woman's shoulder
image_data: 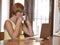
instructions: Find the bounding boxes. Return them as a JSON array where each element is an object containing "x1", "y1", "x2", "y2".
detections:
[
  {"x1": 5, "y1": 19, "x2": 11, "y2": 24},
  {"x1": 4, "y1": 19, "x2": 12, "y2": 29}
]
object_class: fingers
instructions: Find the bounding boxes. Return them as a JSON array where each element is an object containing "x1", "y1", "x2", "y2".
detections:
[
  {"x1": 16, "y1": 17, "x2": 22, "y2": 24},
  {"x1": 18, "y1": 17, "x2": 22, "y2": 21}
]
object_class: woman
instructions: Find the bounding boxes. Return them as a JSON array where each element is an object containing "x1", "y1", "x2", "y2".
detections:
[{"x1": 4, "y1": 3, "x2": 34, "y2": 40}]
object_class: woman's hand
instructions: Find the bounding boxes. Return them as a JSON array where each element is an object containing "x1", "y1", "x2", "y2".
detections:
[{"x1": 16, "y1": 17, "x2": 22, "y2": 24}]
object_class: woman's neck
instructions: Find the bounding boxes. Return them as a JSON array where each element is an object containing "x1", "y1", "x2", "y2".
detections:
[{"x1": 10, "y1": 15, "x2": 18, "y2": 24}]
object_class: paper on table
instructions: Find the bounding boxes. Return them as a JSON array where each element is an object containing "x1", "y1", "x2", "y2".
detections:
[
  {"x1": 25, "y1": 37, "x2": 43, "y2": 42},
  {"x1": 53, "y1": 30, "x2": 60, "y2": 37}
]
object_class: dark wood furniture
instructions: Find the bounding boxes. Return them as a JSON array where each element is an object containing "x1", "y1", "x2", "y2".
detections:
[
  {"x1": 40, "y1": 0, "x2": 54, "y2": 38},
  {"x1": 0, "y1": 36, "x2": 59, "y2": 45},
  {"x1": 40, "y1": 24, "x2": 51, "y2": 38},
  {"x1": 2, "y1": 36, "x2": 52, "y2": 45},
  {"x1": 0, "y1": 32, "x2": 4, "y2": 40}
]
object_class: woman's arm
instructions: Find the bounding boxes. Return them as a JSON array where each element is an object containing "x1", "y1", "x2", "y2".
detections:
[
  {"x1": 26, "y1": 16, "x2": 34, "y2": 36},
  {"x1": 23, "y1": 16, "x2": 34, "y2": 37},
  {"x1": 4, "y1": 17, "x2": 22, "y2": 39}
]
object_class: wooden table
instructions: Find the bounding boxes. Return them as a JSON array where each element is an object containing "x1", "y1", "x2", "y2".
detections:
[
  {"x1": 53, "y1": 36, "x2": 60, "y2": 45},
  {"x1": 0, "y1": 36, "x2": 60, "y2": 45}
]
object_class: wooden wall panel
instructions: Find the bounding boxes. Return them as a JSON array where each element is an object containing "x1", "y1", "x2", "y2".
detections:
[
  {"x1": 9, "y1": 0, "x2": 14, "y2": 18},
  {"x1": 58, "y1": 0, "x2": 60, "y2": 11},
  {"x1": 24, "y1": 0, "x2": 34, "y2": 25}
]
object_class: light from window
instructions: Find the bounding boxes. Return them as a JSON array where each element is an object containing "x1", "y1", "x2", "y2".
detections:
[{"x1": 33, "y1": 0, "x2": 49, "y2": 37}]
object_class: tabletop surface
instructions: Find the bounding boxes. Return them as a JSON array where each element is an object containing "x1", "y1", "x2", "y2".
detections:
[{"x1": 0, "y1": 36, "x2": 60, "y2": 45}]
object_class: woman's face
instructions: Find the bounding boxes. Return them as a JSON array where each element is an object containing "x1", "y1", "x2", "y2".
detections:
[{"x1": 16, "y1": 12, "x2": 23, "y2": 18}]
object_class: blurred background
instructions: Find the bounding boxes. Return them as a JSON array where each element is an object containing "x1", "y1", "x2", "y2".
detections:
[{"x1": 0, "y1": 0, "x2": 56, "y2": 38}]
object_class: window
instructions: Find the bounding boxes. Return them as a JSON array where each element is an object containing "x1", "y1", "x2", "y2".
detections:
[
  {"x1": 1, "y1": 0, "x2": 10, "y2": 32},
  {"x1": 14, "y1": 0, "x2": 24, "y2": 5},
  {"x1": 33, "y1": 0, "x2": 50, "y2": 37},
  {"x1": 0, "y1": 0, "x2": 2, "y2": 32}
]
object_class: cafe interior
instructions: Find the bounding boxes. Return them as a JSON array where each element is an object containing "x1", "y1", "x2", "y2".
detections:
[{"x1": 0, "y1": 0, "x2": 60, "y2": 45}]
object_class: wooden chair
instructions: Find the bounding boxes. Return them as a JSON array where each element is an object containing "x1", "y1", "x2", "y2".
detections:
[
  {"x1": 40, "y1": 24, "x2": 51, "y2": 38},
  {"x1": 0, "y1": 32, "x2": 4, "y2": 40}
]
